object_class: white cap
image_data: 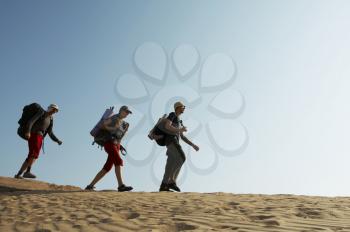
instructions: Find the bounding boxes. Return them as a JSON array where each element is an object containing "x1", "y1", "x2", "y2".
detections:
[
  {"x1": 48, "y1": 103, "x2": 59, "y2": 112},
  {"x1": 174, "y1": 101, "x2": 185, "y2": 111}
]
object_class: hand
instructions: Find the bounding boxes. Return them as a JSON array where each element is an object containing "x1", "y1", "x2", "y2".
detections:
[
  {"x1": 192, "y1": 144, "x2": 199, "y2": 151},
  {"x1": 124, "y1": 123, "x2": 129, "y2": 131},
  {"x1": 25, "y1": 133, "x2": 31, "y2": 140},
  {"x1": 57, "y1": 140, "x2": 63, "y2": 145},
  {"x1": 179, "y1": 126, "x2": 187, "y2": 133}
]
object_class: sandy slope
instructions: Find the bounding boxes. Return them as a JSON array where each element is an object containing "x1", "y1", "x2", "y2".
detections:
[
  {"x1": 1, "y1": 177, "x2": 350, "y2": 231},
  {"x1": 0, "y1": 176, "x2": 81, "y2": 193}
]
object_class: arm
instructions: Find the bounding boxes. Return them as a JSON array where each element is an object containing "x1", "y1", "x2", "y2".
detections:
[
  {"x1": 164, "y1": 119, "x2": 186, "y2": 134},
  {"x1": 48, "y1": 131, "x2": 61, "y2": 144},
  {"x1": 102, "y1": 117, "x2": 120, "y2": 132},
  {"x1": 180, "y1": 133, "x2": 199, "y2": 151},
  {"x1": 118, "y1": 123, "x2": 129, "y2": 154},
  {"x1": 47, "y1": 119, "x2": 62, "y2": 144},
  {"x1": 119, "y1": 122, "x2": 129, "y2": 139}
]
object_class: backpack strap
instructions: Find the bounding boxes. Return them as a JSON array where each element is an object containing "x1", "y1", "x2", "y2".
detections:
[{"x1": 43, "y1": 117, "x2": 53, "y2": 138}]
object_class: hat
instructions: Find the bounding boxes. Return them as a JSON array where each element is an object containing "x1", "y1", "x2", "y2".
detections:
[
  {"x1": 48, "y1": 104, "x2": 59, "y2": 112},
  {"x1": 174, "y1": 101, "x2": 185, "y2": 110},
  {"x1": 119, "y1": 105, "x2": 132, "y2": 114}
]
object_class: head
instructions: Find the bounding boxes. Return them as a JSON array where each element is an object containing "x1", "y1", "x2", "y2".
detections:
[
  {"x1": 119, "y1": 105, "x2": 132, "y2": 119},
  {"x1": 174, "y1": 101, "x2": 186, "y2": 115},
  {"x1": 47, "y1": 104, "x2": 59, "y2": 116}
]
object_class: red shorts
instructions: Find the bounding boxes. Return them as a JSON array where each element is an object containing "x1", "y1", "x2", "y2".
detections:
[
  {"x1": 103, "y1": 142, "x2": 123, "y2": 171},
  {"x1": 27, "y1": 133, "x2": 43, "y2": 159}
]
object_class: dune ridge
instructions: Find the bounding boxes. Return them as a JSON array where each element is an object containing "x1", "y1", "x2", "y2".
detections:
[{"x1": 1, "y1": 176, "x2": 350, "y2": 231}]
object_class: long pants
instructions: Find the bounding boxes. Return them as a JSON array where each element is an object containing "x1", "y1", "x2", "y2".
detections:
[{"x1": 162, "y1": 141, "x2": 186, "y2": 184}]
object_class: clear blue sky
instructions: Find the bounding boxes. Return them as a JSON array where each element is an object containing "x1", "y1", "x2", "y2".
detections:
[{"x1": 1, "y1": 0, "x2": 350, "y2": 196}]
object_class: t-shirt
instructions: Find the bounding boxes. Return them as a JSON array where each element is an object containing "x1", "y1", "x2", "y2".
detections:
[
  {"x1": 166, "y1": 112, "x2": 181, "y2": 143},
  {"x1": 26, "y1": 111, "x2": 60, "y2": 143},
  {"x1": 105, "y1": 114, "x2": 129, "y2": 144}
]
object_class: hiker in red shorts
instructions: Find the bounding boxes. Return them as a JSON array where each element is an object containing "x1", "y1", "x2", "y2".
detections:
[
  {"x1": 85, "y1": 106, "x2": 133, "y2": 192},
  {"x1": 15, "y1": 104, "x2": 62, "y2": 179}
]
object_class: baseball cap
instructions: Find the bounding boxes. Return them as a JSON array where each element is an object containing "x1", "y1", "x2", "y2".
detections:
[
  {"x1": 48, "y1": 104, "x2": 59, "y2": 112},
  {"x1": 119, "y1": 105, "x2": 132, "y2": 114},
  {"x1": 174, "y1": 101, "x2": 185, "y2": 110}
]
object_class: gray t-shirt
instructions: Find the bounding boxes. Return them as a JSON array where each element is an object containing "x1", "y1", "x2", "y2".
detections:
[
  {"x1": 104, "y1": 114, "x2": 129, "y2": 144},
  {"x1": 26, "y1": 111, "x2": 60, "y2": 142}
]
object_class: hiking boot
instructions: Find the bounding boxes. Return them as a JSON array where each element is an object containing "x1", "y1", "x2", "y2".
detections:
[
  {"x1": 159, "y1": 182, "x2": 171, "y2": 192},
  {"x1": 23, "y1": 172, "x2": 36, "y2": 179},
  {"x1": 14, "y1": 174, "x2": 23, "y2": 179},
  {"x1": 85, "y1": 185, "x2": 95, "y2": 191},
  {"x1": 168, "y1": 183, "x2": 181, "y2": 192},
  {"x1": 118, "y1": 184, "x2": 133, "y2": 192}
]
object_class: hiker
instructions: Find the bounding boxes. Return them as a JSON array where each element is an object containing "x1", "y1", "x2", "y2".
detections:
[
  {"x1": 159, "y1": 101, "x2": 200, "y2": 192},
  {"x1": 85, "y1": 105, "x2": 133, "y2": 192},
  {"x1": 15, "y1": 104, "x2": 62, "y2": 179}
]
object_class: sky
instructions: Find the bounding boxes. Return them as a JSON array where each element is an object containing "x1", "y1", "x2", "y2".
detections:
[{"x1": 1, "y1": 0, "x2": 350, "y2": 196}]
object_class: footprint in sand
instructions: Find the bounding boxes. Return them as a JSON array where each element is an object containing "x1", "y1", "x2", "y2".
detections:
[
  {"x1": 127, "y1": 212, "x2": 141, "y2": 220},
  {"x1": 227, "y1": 201, "x2": 240, "y2": 208},
  {"x1": 54, "y1": 216, "x2": 63, "y2": 221},
  {"x1": 32, "y1": 204, "x2": 41, "y2": 209},
  {"x1": 100, "y1": 218, "x2": 114, "y2": 223},
  {"x1": 86, "y1": 214, "x2": 99, "y2": 224},
  {"x1": 220, "y1": 225, "x2": 239, "y2": 230},
  {"x1": 250, "y1": 215, "x2": 275, "y2": 220},
  {"x1": 301, "y1": 229, "x2": 329, "y2": 232},
  {"x1": 249, "y1": 215, "x2": 280, "y2": 227},
  {"x1": 296, "y1": 207, "x2": 323, "y2": 219},
  {"x1": 72, "y1": 224, "x2": 82, "y2": 229},
  {"x1": 263, "y1": 220, "x2": 280, "y2": 227},
  {"x1": 175, "y1": 222, "x2": 198, "y2": 231},
  {"x1": 69, "y1": 213, "x2": 78, "y2": 219}
]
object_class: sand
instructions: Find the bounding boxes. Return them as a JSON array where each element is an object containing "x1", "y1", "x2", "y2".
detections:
[{"x1": 1, "y1": 177, "x2": 350, "y2": 231}]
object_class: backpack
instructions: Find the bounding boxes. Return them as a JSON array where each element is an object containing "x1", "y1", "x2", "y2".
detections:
[
  {"x1": 90, "y1": 107, "x2": 115, "y2": 147},
  {"x1": 90, "y1": 107, "x2": 128, "y2": 156},
  {"x1": 148, "y1": 114, "x2": 171, "y2": 146},
  {"x1": 17, "y1": 103, "x2": 45, "y2": 140}
]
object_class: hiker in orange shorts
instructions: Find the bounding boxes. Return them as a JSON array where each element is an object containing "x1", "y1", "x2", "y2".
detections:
[{"x1": 86, "y1": 106, "x2": 133, "y2": 192}]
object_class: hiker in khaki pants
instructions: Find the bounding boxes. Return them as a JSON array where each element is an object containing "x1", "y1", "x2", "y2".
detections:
[{"x1": 159, "y1": 101, "x2": 199, "y2": 192}]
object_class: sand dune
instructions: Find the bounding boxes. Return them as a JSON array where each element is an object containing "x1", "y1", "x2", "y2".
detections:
[
  {"x1": 1, "y1": 177, "x2": 350, "y2": 231},
  {"x1": 0, "y1": 176, "x2": 81, "y2": 193}
]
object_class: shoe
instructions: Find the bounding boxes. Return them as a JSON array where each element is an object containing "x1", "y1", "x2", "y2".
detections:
[
  {"x1": 118, "y1": 184, "x2": 133, "y2": 192},
  {"x1": 168, "y1": 183, "x2": 181, "y2": 192},
  {"x1": 159, "y1": 182, "x2": 171, "y2": 192},
  {"x1": 85, "y1": 185, "x2": 95, "y2": 191},
  {"x1": 23, "y1": 172, "x2": 36, "y2": 179},
  {"x1": 14, "y1": 174, "x2": 23, "y2": 179}
]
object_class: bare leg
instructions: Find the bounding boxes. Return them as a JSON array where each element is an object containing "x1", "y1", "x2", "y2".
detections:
[
  {"x1": 17, "y1": 157, "x2": 36, "y2": 176},
  {"x1": 115, "y1": 166, "x2": 124, "y2": 187},
  {"x1": 25, "y1": 166, "x2": 32, "y2": 174},
  {"x1": 89, "y1": 169, "x2": 108, "y2": 187}
]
